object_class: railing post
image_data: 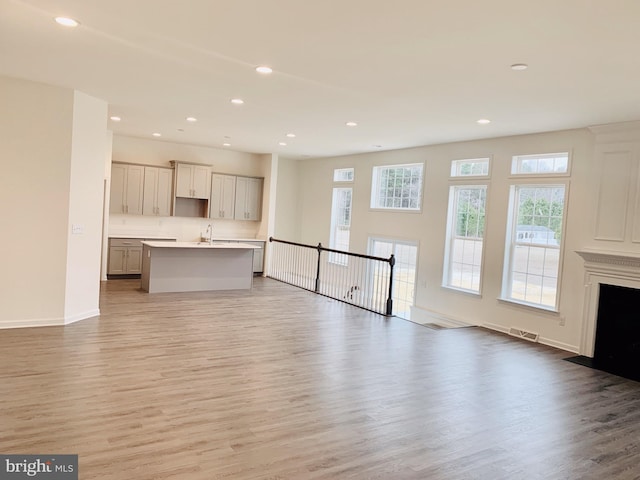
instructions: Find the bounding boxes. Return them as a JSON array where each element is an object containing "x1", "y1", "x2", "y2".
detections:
[
  {"x1": 315, "y1": 242, "x2": 322, "y2": 293},
  {"x1": 385, "y1": 254, "x2": 395, "y2": 316}
]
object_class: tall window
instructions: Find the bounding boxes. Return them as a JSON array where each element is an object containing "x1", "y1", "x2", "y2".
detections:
[
  {"x1": 443, "y1": 185, "x2": 487, "y2": 293},
  {"x1": 503, "y1": 184, "x2": 566, "y2": 310},
  {"x1": 330, "y1": 187, "x2": 352, "y2": 265},
  {"x1": 371, "y1": 163, "x2": 423, "y2": 210}
]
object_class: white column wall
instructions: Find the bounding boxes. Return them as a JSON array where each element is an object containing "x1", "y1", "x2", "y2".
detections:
[
  {"x1": 63, "y1": 91, "x2": 109, "y2": 323},
  {"x1": 0, "y1": 76, "x2": 107, "y2": 328}
]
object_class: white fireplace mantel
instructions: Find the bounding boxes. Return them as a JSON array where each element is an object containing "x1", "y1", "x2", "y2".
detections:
[
  {"x1": 576, "y1": 249, "x2": 640, "y2": 276},
  {"x1": 576, "y1": 249, "x2": 640, "y2": 356}
]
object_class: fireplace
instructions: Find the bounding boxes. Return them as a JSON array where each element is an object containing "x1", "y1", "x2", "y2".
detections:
[
  {"x1": 576, "y1": 249, "x2": 640, "y2": 381},
  {"x1": 593, "y1": 283, "x2": 640, "y2": 381}
]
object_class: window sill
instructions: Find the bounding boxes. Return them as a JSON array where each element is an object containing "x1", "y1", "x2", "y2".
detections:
[
  {"x1": 369, "y1": 207, "x2": 423, "y2": 214},
  {"x1": 497, "y1": 297, "x2": 559, "y2": 315},
  {"x1": 441, "y1": 285, "x2": 482, "y2": 298}
]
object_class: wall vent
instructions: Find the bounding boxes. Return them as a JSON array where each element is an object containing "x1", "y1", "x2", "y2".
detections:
[{"x1": 508, "y1": 327, "x2": 539, "y2": 343}]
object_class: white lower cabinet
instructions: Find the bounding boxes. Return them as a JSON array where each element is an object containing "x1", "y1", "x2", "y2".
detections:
[
  {"x1": 212, "y1": 240, "x2": 265, "y2": 273},
  {"x1": 244, "y1": 241, "x2": 265, "y2": 273},
  {"x1": 108, "y1": 237, "x2": 175, "y2": 276},
  {"x1": 108, "y1": 239, "x2": 143, "y2": 275}
]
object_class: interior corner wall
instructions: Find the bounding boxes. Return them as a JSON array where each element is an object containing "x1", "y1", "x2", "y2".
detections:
[
  {"x1": 0, "y1": 75, "x2": 73, "y2": 327},
  {"x1": 63, "y1": 91, "x2": 108, "y2": 323}
]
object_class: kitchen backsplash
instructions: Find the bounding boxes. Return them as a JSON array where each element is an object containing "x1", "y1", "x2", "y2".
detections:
[{"x1": 109, "y1": 214, "x2": 262, "y2": 241}]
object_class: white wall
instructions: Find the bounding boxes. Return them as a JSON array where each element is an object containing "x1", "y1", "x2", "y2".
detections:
[
  {"x1": 273, "y1": 157, "x2": 301, "y2": 241},
  {"x1": 64, "y1": 91, "x2": 109, "y2": 323},
  {"x1": 109, "y1": 135, "x2": 268, "y2": 241},
  {"x1": 294, "y1": 128, "x2": 594, "y2": 353},
  {"x1": 0, "y1": 76, "x2": 107, "y2": 328}
]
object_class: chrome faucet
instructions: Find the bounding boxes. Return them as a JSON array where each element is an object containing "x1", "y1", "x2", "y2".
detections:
[{"x1": 205, "y1": 224, "x2": 213, "y2": 244}]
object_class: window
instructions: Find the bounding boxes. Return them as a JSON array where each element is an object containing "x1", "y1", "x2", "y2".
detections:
[
  {"x1": 450, "y1": 158, "x2": 490, "y2": 177},
  {"x1": 329, "y1": 187, "x2": 352, "y2": 264},
  {"x1": 370, "y1": 238, "x2": 418, "y2": 319},
  {"x1": 333, "y1": 168, "x2": 354, "y2": 182},
  {"x1": 371, "y1": 163, "x2": 423, "y2": 210},
  {"x1": 511, "y1": 152, "x2": 569, "y2": 175},
  {"x1": 443, "y1": 185, "x2": 487, "y2": 293},
  {"x1": 503, "y1": 184, "x2": 566, "y2": 310}
]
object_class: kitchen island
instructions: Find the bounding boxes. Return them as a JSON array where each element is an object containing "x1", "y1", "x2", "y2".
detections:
[{"x1": 140, "y1": 241, "x2": 260, "y2": 293}]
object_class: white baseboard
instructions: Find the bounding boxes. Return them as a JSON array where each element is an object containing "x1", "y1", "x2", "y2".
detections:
[
  {"x1": 65, "y1": 309, "x2": 100, "y2": 325},
  {"x1": 410, "y1": 305, "x2": 476, "y2": 328},
  {"x1": 483, "y1": 322, "x2": 579, "y2": 353},
  {"x1": 0, "y1": 309, "x2": 100, "y2": 329},
  {"x1": 0, "y1": 317, "x2": 65, "y2": 329}
]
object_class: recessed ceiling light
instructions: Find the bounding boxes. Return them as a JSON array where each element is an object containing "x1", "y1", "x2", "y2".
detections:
[
  {"x1": 511, "y1": 63, "x2": 528, "y2": 71},
  {"x1": 109, "y1": 116, "x2": 121, "y2": 122},
  {"x1": 231, "y1": 98, "x2": 244, "y2": 105},
  {"x1": 477, "y1": 119, "x2": 491, "y2": 125},
  {"x1": 152, "y1": 132, "x2": 162, "y2": 137},
  {"x1": 279, "y1": 142, "x2": 287, "y2": 146},
  {"x1": 55, "y1": 17, "x2": 79, "y2": 27},
  {"x1": 286, "y1": 133, "x2": 296, "y2": 138},
  {"x1": 186, "y1": 116, "x2": 197, "y2": 122},
  {"x1": 346, "y1": 121, "x2": 358, "y2": 127},
  {"x1": 223, "y1": 142, "x2": 231, "y2": 147},
  {"x1": 255, "y1": 66, "x2": 273, "y2": 74}
]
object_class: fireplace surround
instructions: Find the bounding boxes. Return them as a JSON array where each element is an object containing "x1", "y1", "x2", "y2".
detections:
[{"x1": 576, "y1": 250, "x2": 640, "y2": 380}]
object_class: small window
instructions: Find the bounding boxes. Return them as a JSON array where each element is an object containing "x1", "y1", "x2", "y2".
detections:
[
  {"x1": 511, "y1": 152, "x2": 569, "y2": 175},
  {"x1": 333, "y1": 168, "x2": 354, "y2": 182},
  {"x1": 371, "y1": 163, "x2": 424, "y2": 211},
  {"x1": 450, "y1": 158, "x2": 490, "y2": 177}
]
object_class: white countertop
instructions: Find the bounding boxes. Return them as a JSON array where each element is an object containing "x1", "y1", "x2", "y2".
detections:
[
  {"x1": 142, "y1": 241, "x2": 260, "y2": 249},
  {"x1": 109, "y1": 234, "x2": 177, "y2": 240}
]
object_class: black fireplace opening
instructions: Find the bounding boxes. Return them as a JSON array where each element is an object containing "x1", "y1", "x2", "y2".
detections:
[{"x1": 593, "y1": 283, "x2": 640, "y2": 382}]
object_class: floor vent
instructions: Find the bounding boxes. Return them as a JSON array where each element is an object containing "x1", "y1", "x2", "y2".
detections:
[{"x1": 508, "y1": 327, "x2": 539, "y2": 343}]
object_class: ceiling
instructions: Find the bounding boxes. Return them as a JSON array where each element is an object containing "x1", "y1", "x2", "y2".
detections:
[{"x1": 2, "y1": 0, "x2": 640, "y2": 159}]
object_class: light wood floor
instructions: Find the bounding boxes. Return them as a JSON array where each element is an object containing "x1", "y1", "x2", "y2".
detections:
[{"x1": 1, "y1": 278, "x2": 640, "y2": 479}]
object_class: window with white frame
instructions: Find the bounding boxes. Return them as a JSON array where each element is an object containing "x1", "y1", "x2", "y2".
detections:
[
  {"x1": 503, "y1": 184, "x2": 566, "y2": 309},
  {"x1": 369, "y1": 238, "x2": 418, "y2": 320},
  {"x1": 450, "y1": 158, "x2": 490, "y2": 177},
  {"x1": 443, "y1": 185, "x2": 487, "y2": 293},
  {"x1": 329, "y1": 187, "x2": 352, "y2": 265},
  {"x1": 370, "y1": 163, "x2": 423, "y2": 210},
  {"x1": 511, "y1": 152, "x2": 569, "y2": 175},
  {"x1": 333, "y1": 168, "x2": 354, "y2": 182}
]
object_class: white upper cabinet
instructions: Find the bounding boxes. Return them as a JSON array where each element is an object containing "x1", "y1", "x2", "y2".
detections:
[
  {"x1": 110, "y1": 163, "x2": 144, "y2": 215},
  {"x1": 174, "y1": 162, "x2": 211, "y2": 199},
  {"x1": 234, "y1": 176, "x2": 263, "y2": 221},
  {"x1": 210, "y1": 173, "x2": 236, "y2": 219},
  {"x1": 143, "y1": 166, "x2": 173, "y2": 216}
]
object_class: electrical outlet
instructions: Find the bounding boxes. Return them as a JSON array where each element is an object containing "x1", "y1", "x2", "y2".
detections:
[
  {"x1": 559, "y1": 316, "x2": 566, "y2": 326},
  {"x1": 71, "y1": 224, "x2": 84, "y2": 235}
]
